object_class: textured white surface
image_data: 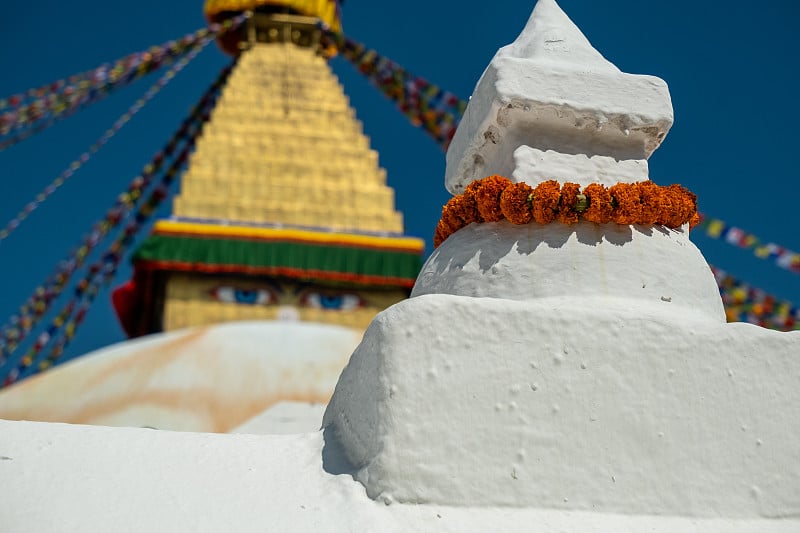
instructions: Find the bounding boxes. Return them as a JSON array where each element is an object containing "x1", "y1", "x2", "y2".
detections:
[
  {"x1": 413, "y1": 220, "x2": 726, "y2": 321},
  {"x1": 2, "y1": 419, "x2": 799, "y2": 533},
  {"x1": 327, "y1": 0, "x2": 800, "y2": 522},
  {"x1": 445, "y1": 0, "x2": 672, "y2": 193},
  {"x1": 511, "y1": 146, "x2": 649, "y2": 186},
  {"x1": 232, "y1": 401, "x2": 326, "y2": 434},
  {"x1": 323, "y1": 294, "x2": 800, "y2": 516}
]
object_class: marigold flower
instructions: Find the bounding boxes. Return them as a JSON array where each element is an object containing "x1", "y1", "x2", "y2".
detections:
[
  {"x1": 636, "y1": 181, "x2": 662, "y2": 225},
  {"x1": 441, "y1": 197, "x2": 465, "y2": 234},
  {"x1": 500, "y1": 182, "x2": 534, "y2": 224},
  {"x1": 434, "y1": 220, "x2": 447, "y2": 248},
  {"x1": 442, "y1": 194, "x2": 481, "y2": 235},
  {"x1": 557, "y1": 182, "x2": 581, "y2": 224},
  {"x1": 532, "y1": 180, "x2": 561, "y2": 224},
  {"x1": 582, "y1": 183, "x2": 613, "y2": 224},
  {"x1": 474, "y1": 175, "x2": 512, "y2": 222},
  {"x1": 609, "y1": 183, "x2": 642, "y2": 225},
  {"x1": 658, "y1": 184, "x2": 697, "y2": 228},
  {"x1": 461, "y1": 182, "x2": 485, "y2": 223}
]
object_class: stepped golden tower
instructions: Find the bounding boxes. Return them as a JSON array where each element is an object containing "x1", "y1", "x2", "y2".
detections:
[{"x1": 114, "y1": 0, "x2": 424, "y2": 336}]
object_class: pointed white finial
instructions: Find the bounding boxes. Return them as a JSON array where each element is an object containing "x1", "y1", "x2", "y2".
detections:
[
  {"x1": 499, "y1": 0, "x2": 620, "y2": 72},
  {"x1": 445, "y1": 0, "x2": 674, "y2": 194}
]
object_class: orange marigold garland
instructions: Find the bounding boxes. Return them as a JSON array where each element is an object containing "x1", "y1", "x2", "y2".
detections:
[
  {"x1": 434, "y1": 177, "x2": 698, "y2": 247},
  {"x1": 499, "y1": 182, "x2": 534, "y2": 224},
  {"x1": 441, "y1": 195, "x2": 479, "y2": 234},
  {"x1": 677, "y1": 185, "x2": 698, "y2": 224},
  {"x1": 460, "y1": 181, "x2": 485, "y2": 224},
  {"x1": 581, "y1": 183, "x2": 613, "y2": 224},
  {"x1": 557, "y1": 182, "x2": 581, "y2": 225},
  {"x1": 658, "y1": 184, "x2": 697, "y2": 228},
  {"x1": 608, "y1": 183, "x2": 642, "y2": 225},
  {"x1": 459, "y1": 189, "x2": 483, "y2": 225},
  {"x1": 436, "y1": 187, "x2": 485, "y2": 246},
  {"x1": 636, "y1": 181, "x2": 662, "y2": 225},
  {"x1": 532, "y1": 180, "x2": 561, "y2": 224},
  {"x1": 472, "y1": 175, "x2": 511, "y2": 222},
  {"x1": 440, "y1": 197, "x2": 464, "y2": 235},
  {"x1": 434, "y1": 220, "x2": 447, "y2": 248}
]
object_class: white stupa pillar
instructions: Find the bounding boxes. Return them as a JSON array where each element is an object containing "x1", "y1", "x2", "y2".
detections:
[
  {"x1": 445, "y1": 0, "x2": 670, "y2": 190},
  {"x1": 323, "y1": 0, "x2": 800, "y2": 521},
  {"x1": 413, "y1": 0, "x2": 725, "y2": 322}
]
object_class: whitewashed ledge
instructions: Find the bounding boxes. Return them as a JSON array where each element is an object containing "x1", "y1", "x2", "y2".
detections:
[{"x1": 2, "y1": 420, "x2": 798, "y2": 533}]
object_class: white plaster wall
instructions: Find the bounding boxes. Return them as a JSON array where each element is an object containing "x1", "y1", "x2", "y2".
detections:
[
  {"x1": 414, "y1": 221, "x2": 726, "y2": 322},
  {"x1": 324, "y1": 294, "x2": 800, "y2": 516}
]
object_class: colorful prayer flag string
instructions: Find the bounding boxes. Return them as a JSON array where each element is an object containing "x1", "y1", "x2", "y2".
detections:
[
  {"x1": 0, "y1": 14, "x2": 246, "y2": 150},
  {"x1": 0, "y1": 37, "x2": 200, "y2": 144},
  {"x1": 0, "y1": 37, "x2": 213, "y2": 243},
  {"x1": 711, "y1": 266, "x2": 799, "y2": 331},
  {"x1": 0, "y1": 61, "x2": 236, "y2": 369},
  {"x1": 320, "y1": 27, "x2": 465, "y2": 149},
  {"x1": 696, "y1": 215, "x2": 799, "y2": 275},
  {"x1": 2, "y1": 138, "x2": 203, "y2": 388},
  {"x1": 327, "y1": 31, "x2": 800, "y2": 280},
  {"x1": 1, "y1": 86, "x2": 223, "y2": 387}
]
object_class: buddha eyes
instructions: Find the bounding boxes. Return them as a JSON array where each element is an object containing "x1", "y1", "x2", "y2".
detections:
[
  {"x1": 210, "y1": 286, "x2": 364, "y2": 311},
  {"x1": 301, "y1": 292, "x2": 364, "y2": 311},
  {"x1": 211, "y1": 287, "x2": 276, "y2": 306}
]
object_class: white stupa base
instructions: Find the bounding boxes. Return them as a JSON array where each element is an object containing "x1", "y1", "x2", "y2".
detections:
[
  {"x1": 323, "y1": 294, "x2": 800, "y2": 517},
  {"x1": 0, "y1": 321, "x2": 361, "y2": 432},
  {"x1": 2, "y1": 419, "x2": 799, "y2": 533},
  {"x1": 413, "y1": 221, "x2": 726, "y2": 322}
]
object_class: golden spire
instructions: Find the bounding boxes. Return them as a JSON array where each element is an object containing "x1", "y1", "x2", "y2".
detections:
[
  {"x1": 205, "y1": 0, "x2": 343, "y2": 55},
  {"x1": 173, "y1": 41, "x2": 404, "y2": 234},
  {"x1": 116, "y1": 4, "x2": 422, "y2": 336}
]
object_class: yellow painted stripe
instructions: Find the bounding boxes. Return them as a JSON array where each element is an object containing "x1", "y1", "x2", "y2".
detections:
[{"x1": 153, "y1": 220, "x2": 425, "y2": 252}]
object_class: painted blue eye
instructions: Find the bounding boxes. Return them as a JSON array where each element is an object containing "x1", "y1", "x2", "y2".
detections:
[
  {"x1": 303, "y1": 292, "x2": 362, "y2": 311},
  {"x1": 212, "y1": 286, "x2": 275, "y2": 306},
  {"x1": 319, "y1": 294, "x2": 344, "y2": 309},
  {"x1": 235, "y1": 289, "x2": 260, "y2": 304}
]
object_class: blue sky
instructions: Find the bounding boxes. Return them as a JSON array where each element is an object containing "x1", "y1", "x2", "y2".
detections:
[{"x1": 0, "y1": 0, "x2": 798, "y2": 363}]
